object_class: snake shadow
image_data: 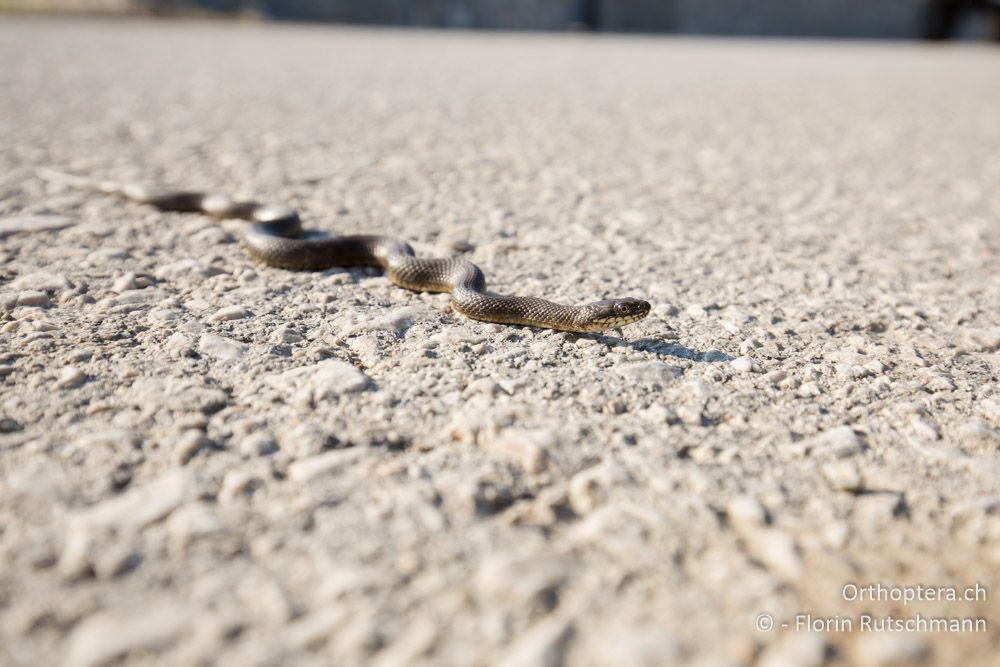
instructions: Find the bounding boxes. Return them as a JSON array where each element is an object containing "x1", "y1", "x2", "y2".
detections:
[{"x1": 583, "y1": 333, "x2": 735, "y2": 363}]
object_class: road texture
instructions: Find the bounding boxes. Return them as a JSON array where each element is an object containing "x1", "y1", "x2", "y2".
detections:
[{"x1": 1, "y1": 17, "x2": 999, "y2": 667}]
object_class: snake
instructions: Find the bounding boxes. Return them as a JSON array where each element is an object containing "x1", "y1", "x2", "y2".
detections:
[{"x1": 38, "y1": 169, "x2": 651, "y2": 333}]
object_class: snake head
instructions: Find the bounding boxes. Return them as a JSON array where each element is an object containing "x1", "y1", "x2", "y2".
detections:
[{"x1": 578, "y1": 297, "x2": 651, "y2": 332}]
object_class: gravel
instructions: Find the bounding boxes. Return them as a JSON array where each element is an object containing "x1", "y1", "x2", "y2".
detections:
[{"x1": 1, "y1": 17, "x2": 999, "y2": 667}]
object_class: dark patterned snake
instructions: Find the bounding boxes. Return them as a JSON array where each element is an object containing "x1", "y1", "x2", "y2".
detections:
[{"x1": 39, "y1": 169, "x2": 651, "y2": 333}]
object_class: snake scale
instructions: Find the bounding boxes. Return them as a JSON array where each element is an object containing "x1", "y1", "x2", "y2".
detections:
[{"x1": 39, "y1": 170, "x2": 651, "y2": 333}]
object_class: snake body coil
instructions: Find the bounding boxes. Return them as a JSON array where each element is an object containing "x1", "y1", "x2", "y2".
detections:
[{"x1": 42, "y1": 172, "x2": 651, "y2": 333}]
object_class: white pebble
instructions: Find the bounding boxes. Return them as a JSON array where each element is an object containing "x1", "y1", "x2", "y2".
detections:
[
  {"x1": 9, "y1": 271, "x2": 73, "y2": 291},
  {"x1": 57, "y1": 366, "x2": 87, "y2": 388},
  {"x1": 263, "y1": 360, "x2": 371, "y2": 406},
  {"x1": 744, "y1": 528, "x2": 803, "y2": 580},
  {"x1": 486, "y1": 428, "x2": 553, "y2": 473},
  {"x1": 568, "y1": 461, "x2": 631, "y2": 514},
  {"x1": 726, "y1": 495, "x2": 768, "y2": 529},
  {"x1": 173, "y1": 429, "x2": 209, "y2": 465},
  {"x1": 17, "y1": 290, "x2": 50, "y2": 306},
  {"x1": 165, "y1": 332, "x2": 194, "y2": 357},
  {"x1": 63, "y1": 604, "x2": 188, "y2": 667},
  {"x1": 111, "y1": 274, "x2": 138, "y2": 293},
  {"x1": 209, "y1": 305, "x2": 251, "y2": 322},
  {"x1": 0, "y1": 214, "x2": 75, "y2": 238},
  {"x1": 730, "y1": 355, "x2": 763, "y2": 373},
  {"x1": 239, "y1": 432, "x2": 278, "y2": 457},
  {"x1": 795, "y1": 425, "x2": 862, "y2": 458},
  {"x1": 288, "y1": 448, "x2": 368, "y2": 483},
  {"x1": 963, "y1": 328, "x2": 1000, "y2": 352},
  {"x1": 271, "y1": 325, "x2": 304, "y2": 344},
  {"x1": 956, "y1": 419, "x2": 999, "y2": 453},
  {"x1": 823, "y1": 460, "x2": 863, "y2": 492},
  {"x1": 198, "y1": 333, "x2": 248, "y2": 361},
  {"x1": 74, "y1": 470, "x2": 202, "y2": 530},
  {"x1": 220, "y1": 471, "x2": 255, "y2": 501},
  {"x1": 496, "y1": 616, "x2": 574, "y2": 667}
]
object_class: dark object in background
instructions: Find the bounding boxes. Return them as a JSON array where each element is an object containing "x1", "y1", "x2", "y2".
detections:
[
  {"x1": 924, "y1": 0, "x2": 1000, "y2": 39},
  {"x1": 577, "y1": 0, "x2": 600, "y2": 30}
]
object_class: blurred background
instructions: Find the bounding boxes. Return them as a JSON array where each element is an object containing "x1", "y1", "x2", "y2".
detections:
[{"x1": 5, "y1": 0, "x2": 1000, "y2": 40}]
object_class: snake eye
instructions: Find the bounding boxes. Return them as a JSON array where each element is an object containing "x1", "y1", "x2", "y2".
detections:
[{"x1": 614, "y1": 303, "x2": 629, "y2": 315}]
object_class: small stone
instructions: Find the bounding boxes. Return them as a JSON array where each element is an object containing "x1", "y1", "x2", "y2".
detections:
[
  {"x1": 980, "y1": 399, "x2": 1000, "y2": 428},
  {"x1": 371, "y1": 618, "x2": 438, "y2": 667},
  {"x1": 63, "y1": 604, "x2": 189, "y2": 667},
  {"x1": 17, "y1": 290, "x2": 50, "y2": 306},
  {"x1": 651, "y1": 303, "x2": 678, "y2": 318},
  {"x1": 74, "y1": 470, "x2": 202, "y2": 530},
  {"x1": 88, "y1": 248, "x2": 129, "y2": 261},
  {"x1": 165, "y1": 332, "x2": 194, "y2": 356},
  {"x1": 836, "y1": 363, "x2": 871, "y2": 379},
  {"x1": 271, "y1": 324, "x2": 304, "y2": 344},
  {"x1": 57, "y1": 366, "x2": 87, "y2": 389},
  {"x1": 319, "y1": 564, "x2": 379, "y2": 598},
  {"x1": 496, "y1": 616, "x2": 574, "y2": 667},
  {"x1": 9, "y1": 271, "x2": 74, "y2": 292},
  {"x1": 823, "y1": 522, "x2": 850, "y2": 549},
  {"x1": 463, "y1": 377, "x2": 502, "y2": 397},
  {"x1": 263, "y1": 360, "x2": 371, "y2": 406},
  {"x1": 475, "y1": 552, "x2": 573, "y2": 608},
  {"x1": 0, "y1": 214, "x2": 75, "y2": 238},
  {"x1": 568, "y1": 461, "x2": 631, "y2": 514},
  {"x1": 156, "y1": 258, "x2": 213, "y2": 280},
  {"x1": 239, "y1": 431, "x2": 278, "y2": 457},
  {"x1": 855, "y1": 493, "x2": 907, "y2": 525},
  {"x1": 73, "y1": 429, "x2": 137, "y2": 456},
  {"x1": 726, "y1": 495, "x2": 768, "y2": 529},
  {"x1": 173, "y1": 429, "x2": 210, "y2": 465},
  {"x1": 797, "y1": 381, "x2": 822, "y2": 397},
  {"x1": 0, "y1": 417, "x2": 22, "y2": 433},
  {"x1": 685, "y1": 304, "x2": 708, "y2": 318},
  {"x1": 956, "y1": 419, "x2": 1000, "y2": 454},
  {"x1": 763, "y1": 370, "x2": 788, "y2": 385},
  {"x1": 288, "y1": 448, "x2": 367, "y2": 483},
  {"x1": 166, "y1": 502, "x2": 224, "y2": 547},
  {"x1": 448, "y1": 238, "x2": 475, "y2": 252},
  {"x1": 345, "y1": 307, "x2": 417, "y2": 336},
  {"x1": 111, "y1": 273, "x2": 138, "y2": 293},
  {"x1": 445, "y1": 412, "x2": 482, "y2": 444},
  {"x1": 640, "y1": 403, "x2": 678, "y2": 424},
  {"x1": 198, "y1": 333, "x2": 248, "y2": 361},
  {"x1": 486, "y1": 428, "x2": 553, "y2": 473},
  {"x1": 278, "y1": 423, "x2": 334, "y2": 458},
  {"x1": 918, "y1": 368, "x2": 956, "y2": 392},
  {"x1": 209, "y1": 305, "x2": 251, "y2": 322},
  {"x1": 220, "y1": 471, "x2": 255, "y2": 501},
  {"x1": 66, "y1": 348, "x2": 93, "y2": 363},
  {"x1": 962, "y1": 328, "x2": 1000, "y2": 352},
  {"x1": 908, "y1": 412, "x2": 940, "y2": 441},
  {"x1": 744, "y1": 528, "x2": 803, "y2": 580},
  {"x1": 823, "y1": 460, "x2": 863, "y2": 492},
  {"x1": 730, "y1": 355, "x2": 763, "y2": 373},
  {"x1": 285, "y1": 608, "x2": 349, "y2": 650},
  {"x1": 615, "y1": 362, "x2": 683, "y2": 387},
  {"x1": 864, "y1": 359, "x2": 885, "y2": 374},
  {"x1": 795, "y1": 425, "x2": 862, "y2": 458}
]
